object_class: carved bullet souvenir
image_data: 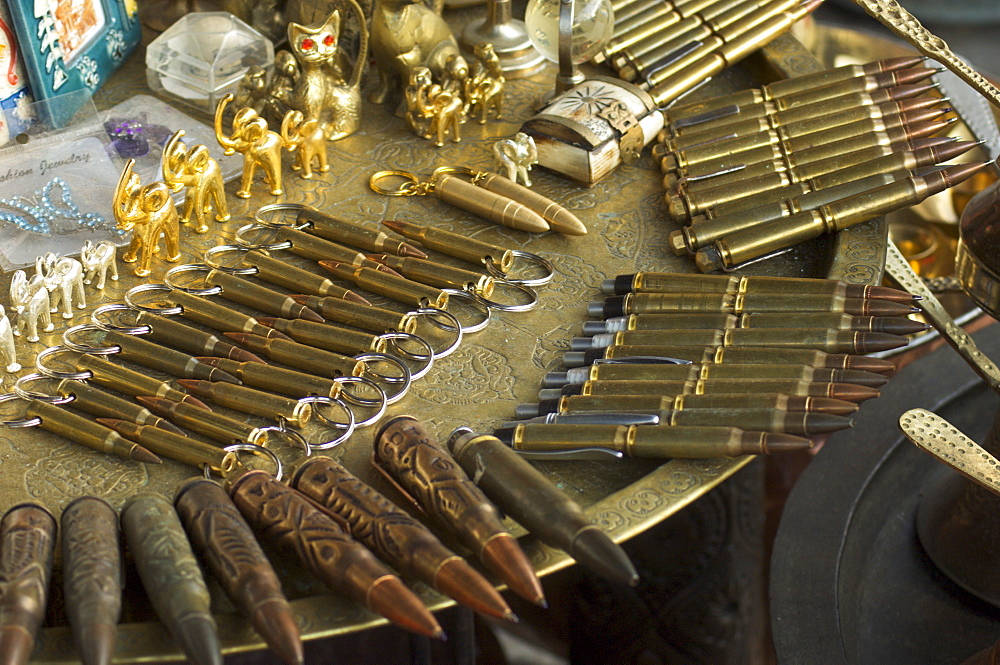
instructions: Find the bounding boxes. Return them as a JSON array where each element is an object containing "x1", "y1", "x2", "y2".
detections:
[
  {"x1": 374, "y1": 416, "x2": 546, "y2": 606},
  {"x1": 225, "y1": 469, "x2": 445, "y2": 639},
  {"x1": 289, "y1": 456, "x2": 516, "y2": 621},
  {"x1": 0, "y1": 504, "x2": 57, "y2": 665},
  {"x1": 175, "y1": 479, "x2": 303, "y2": 665},
  {"x1": 120, "y1": 493, "x2": 222, "y2": 665},
  {"x1": 61, "y1": 497, "x2": 122, "y2": 665}
]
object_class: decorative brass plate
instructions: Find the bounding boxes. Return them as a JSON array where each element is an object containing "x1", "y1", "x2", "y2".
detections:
[{"x1": 5, "y1": 19, "x2": 885, "y2": 664}]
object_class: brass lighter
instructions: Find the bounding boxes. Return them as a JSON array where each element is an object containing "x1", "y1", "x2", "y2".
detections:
[{"x1": 120, "y1": 493, "x2": 222, "y2": 665}]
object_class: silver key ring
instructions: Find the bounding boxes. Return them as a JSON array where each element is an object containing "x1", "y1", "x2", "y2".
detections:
[
  {"x1": 163, "y1": 264, "x2": 222, "y2": 295},
  {"x1": 124, "y1": 283, "x2": 184, "y2": 315},
  {"x1": 203, "y1": 244, "x2": 258, "y2": 275},
  {"x1": 13, "y1": 373, "x2": 75, "y2": 404},
  {"x1": 377, "y1": 331, "x2": 434, "y2": 380},
  {"x1": 0, "y1": 393, "x2": 41, "y2": 428},
  {"x1": 409, "y1": 307, "x2": 464, "y2": 358},
  {"x1": 62, "y1": 324, "x2": 121, "y2": 355},
  {"x1": 356, "y1": 352, "x2": 412, "y2": 404},
  {"x1": 235, "y1": 222, "x2": 294, "y2": 251},
  {"x1": 467, "y1": 279, "x2": 539, "y2": 312},
  {"x1": 297, "y1": 395, "x2": 356, "y2": 451},
  {"x1": 484, "y1": 249, "x2": 555, "y2": 286},
  {"x1": 91, "y1": 303, "x2": 150, "y2": 335},
  {"x1": 216, "y1": 442, "x2": 284, "y2": 481},
  {"x1": 441, "y1": 289, "x2": 491, "y2": 333},
  {"x1": 255, "y1": 202, "x2": 307, "y2": 229},
  {"x1": 35, "y1": 346, "x2": 92, "y2": 381},
  {"x1": 333, "y1": 376, "x2": 387, "y2": 427}
]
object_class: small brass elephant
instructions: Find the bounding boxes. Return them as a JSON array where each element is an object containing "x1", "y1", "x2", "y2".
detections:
[
  {"x1": 114, "y1": 160, "x2": 182, "y2": 278},
  {"x1": 163, "y1": 129, "x2": 230, "y2": 232},
  {"x1": 215, "y1": 94, "x2": 284, "y2": 198},
  {"x1": 404, "y1": 67, "x2": 464, "y2": 146},
  {"x1": 281, "y1": 110, "x2": 330, "y2": 178}
]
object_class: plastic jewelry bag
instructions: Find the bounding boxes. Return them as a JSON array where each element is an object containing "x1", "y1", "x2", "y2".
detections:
[{"x1": 0, "y1": 89, "x2": 125, "y2": 271}]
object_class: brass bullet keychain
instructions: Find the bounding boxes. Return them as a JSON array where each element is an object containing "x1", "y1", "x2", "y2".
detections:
[{"x1": 370, "y1": 168, "x2": 584, "y2": 235}]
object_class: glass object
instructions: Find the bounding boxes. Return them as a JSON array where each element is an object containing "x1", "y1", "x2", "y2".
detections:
[
  {"x1": 525, "y1": 0, "x2": 614, "y2": 66},
  {"x1": 145, "y1": 12, "x2": 274, "y2": 114}
]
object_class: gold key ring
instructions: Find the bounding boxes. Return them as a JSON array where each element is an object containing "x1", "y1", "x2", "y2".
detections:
[{"x1": 370, "y1": 170, "x2": 432, "y2": 196}]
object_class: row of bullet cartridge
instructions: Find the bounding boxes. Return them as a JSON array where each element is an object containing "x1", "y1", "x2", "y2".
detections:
[
  {"x1": 598, "y1": 0, "x2": 823, "y2": 105},
  {"x1": 652, "y1": 55, "x2": 991, "y2": 272},
  {"x1": 0, "y1": 414, "x2": 640, "y2": 665},
  {"x1": 5, "y1": 211, "x2": 643, "y2": 664},
  {"x1": 502, "y1": 272, "x2": 925, "y2": 456}
]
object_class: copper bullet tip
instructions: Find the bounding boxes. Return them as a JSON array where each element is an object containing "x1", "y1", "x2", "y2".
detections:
[
  {"x1": 841, "y1": 355, "x2": 895, "y2": 374},
  {"x1": 131, "y1": 444, "x2": 162, "y2": 464},
  {"x1": 481, "y1": 534, "x2": 546, "y2": 608},
  {"x1": 343, "y1": 290, "x2": 372, "y2": 305},
  {"x1": 381, "y1": 219, "x2": 406, "y2": 234},
  {"x1": 829, "y1": 384, "x2": 881, "y2": 403},
  {"x1": 0, "y1": 627, "x2": 35, "y2": 665},
  {"x1": 251, "y1": 599, "x2": 304, "y2": 665},
  {"x1": 762, "y1": 432, "x2": 816, "y2": 454},
  {"x1": 367, "y1": 576, "x2": 445, "y2": 639},
  {"x1": 397, "y1": 242, "x2": 428, "y2": 258},
  {"x1": 433, "y1": 557, "x2": 516, "y2": 622},
  {"x1": 296, "y1": 306, "x2": 326, "y2": 324},
  {"x1": 801, "y1": 397, "x2": 859, "y2": 416},
  {"x1": 893, "y1": 67, "x2": 938, "y2": 86}
]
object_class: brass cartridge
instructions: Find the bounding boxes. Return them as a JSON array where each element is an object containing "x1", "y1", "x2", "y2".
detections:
[{"x1": 120, "y1": 493, "x2": 221, "y2": 665}]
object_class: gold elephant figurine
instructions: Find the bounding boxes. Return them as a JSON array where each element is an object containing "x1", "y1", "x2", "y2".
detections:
[
  {"x1": 162, "y1": 129, "x2": 230, "y2": 233},
  {"x1": 405, "y1": 67, "x2": 463, "y2": 146},
  {"x1": 215, "y1": 94, "x2": 284, "y2": 198},
  {"x1": 114, "y1": 160, "x2": 182, "y2": 278},
  {"x1": 281, "y1": 110, "x2": 330, "y2": 179}
]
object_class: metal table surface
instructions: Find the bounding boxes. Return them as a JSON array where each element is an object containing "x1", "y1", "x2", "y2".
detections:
[{"x1": 0, "y1": 14, "x2": 886, "y2": 663}]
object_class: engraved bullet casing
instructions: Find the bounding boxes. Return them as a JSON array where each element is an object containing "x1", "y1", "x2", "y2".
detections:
[
  {"x1": 61, "y1": 497, "x2": 122, "y2": 665},
  {"x1": 120, "y1": 493, "x2": 222, "y2": 665},
  {"x1": 0, "y1": 503, "x2": 57, "y2": 665},
  {"x1": 175, "y1": 479, "x2": 303, "y2": 665}
]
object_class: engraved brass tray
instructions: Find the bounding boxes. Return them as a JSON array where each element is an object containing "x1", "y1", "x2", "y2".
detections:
[{"x1": 4, "y1": 18, "x2": 885, "y2": 664}]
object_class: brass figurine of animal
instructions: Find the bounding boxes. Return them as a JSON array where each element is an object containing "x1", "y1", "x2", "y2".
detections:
[
  {"x1": 465, "y1": 43, "x2": 505, "y2": 124},
  {"x1": 215, "y1": 94, "x2": 284, "y2": 199},
  {"x1": 162, "y1": 130, "x2": 230, "y2": 233},
  {"x1": 404, "y1": 67, "x2": 464, "y2": 146},
  {"x1": 369, "y1": 0, "x2": 467, "y2": 109},
  {"x1": 281, "y1": 110, "x2": 330, "y2": 179},
  {"x1": 114, "y1": 160, "x2": 182, "y2": 278},
  {"x1": 234, "y1": 5, "x2": 368, "y2": 141},
  {"x1": 493, "y1": 132, "x2": 538, "y2": 186}
]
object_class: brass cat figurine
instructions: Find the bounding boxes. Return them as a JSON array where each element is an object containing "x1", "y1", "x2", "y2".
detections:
[{"x1": 236, "y1": 5, "x2": 368, "y2": 140}]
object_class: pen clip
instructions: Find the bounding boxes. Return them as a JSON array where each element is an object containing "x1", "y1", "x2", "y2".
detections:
[
  {"x1": 670, "y1": 103, "x2": 742, "y2": 129},
  {"x1": 513, "y1": 448, "x2": 624, "y2": 461},
  {"x1": 594, "y1": 356, "x2": 692, "y2": 365}
]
